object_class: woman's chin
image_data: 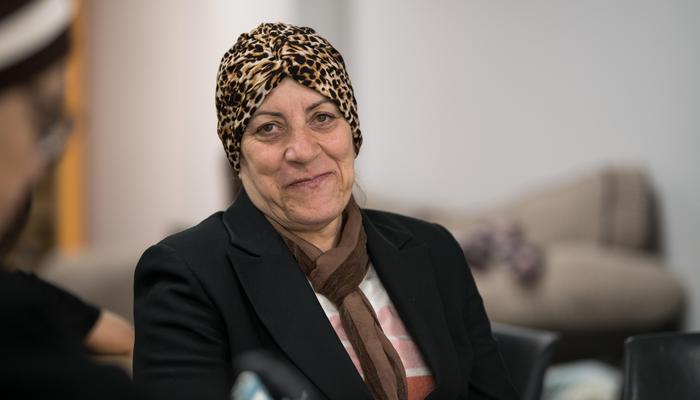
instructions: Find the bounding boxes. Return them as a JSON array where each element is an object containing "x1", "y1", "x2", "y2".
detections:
[
  {"x1": 279, "y1": 188, "x2": 350, "y2": 225},
  {"x1": 286, "y1": 209, "x2": 341, "y2": 230},
  {"x1": 281, "y1": 200, "x2": 346, "y2": 231}
]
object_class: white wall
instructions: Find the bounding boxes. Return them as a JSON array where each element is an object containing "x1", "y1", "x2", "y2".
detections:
[
  {"x1": 346, "y1": 0, "x2": 700, "y2": 328},
  {"x1": 87, "y1": 1, "x2": 296, "y2": 250}
]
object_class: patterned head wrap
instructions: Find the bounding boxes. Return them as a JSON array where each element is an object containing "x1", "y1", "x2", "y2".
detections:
[{"x1": 215, "y1": 22, "x2": 362, "y2": 173}]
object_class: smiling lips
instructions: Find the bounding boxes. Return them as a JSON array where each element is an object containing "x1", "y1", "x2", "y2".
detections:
[{"x1": 286, "y1": 172, "x2": 333, "y2": 188}]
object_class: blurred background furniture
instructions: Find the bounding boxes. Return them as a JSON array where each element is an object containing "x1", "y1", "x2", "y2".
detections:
[
  {"x1": 369, "y1": 164, "x2": 686, "y2": 361},
  {"x1": 467, "y1": 165, "x2": 685, "y2": 361},
  {"x1": 622, "y1": 331, "x2": 700, "y2": 400},
  {"x1": 492, "y1": 323, "x2": 560, "y2": 400}
]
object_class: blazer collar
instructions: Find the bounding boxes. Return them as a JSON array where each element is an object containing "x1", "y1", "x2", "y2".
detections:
[
  {"x1": 362, "y1": 210, "x2": 462, "y2": 399},
  {"x1": 222, "y1": 191, "x2": 460, "y2": 399}
]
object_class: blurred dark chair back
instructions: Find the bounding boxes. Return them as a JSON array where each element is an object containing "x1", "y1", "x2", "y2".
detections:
[
  {"x1": 492, "y1": 323, "x2": 560, "y2": 400},
  {"x1": 623, "y1": 332, "x2": 700, "y2": 400}
]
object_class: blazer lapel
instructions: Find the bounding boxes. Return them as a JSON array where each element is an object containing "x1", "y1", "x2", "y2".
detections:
[
  {"x1": 223, "y1": 191, "x2": 371, "y2": 400},
  {"x1": 363, "y1": 212, "x2": 462, "y2": 399}
]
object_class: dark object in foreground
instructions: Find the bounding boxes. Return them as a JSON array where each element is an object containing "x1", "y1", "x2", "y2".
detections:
[
  {"x1": 623, "y1": 331, "x2": 700, "y2": 400},
  {"x1": 232, "y1": 350, "x2": 322, "y2": 400},
  {"x1": 492, "y1": 323, "x2": 560, "y2": 400}
]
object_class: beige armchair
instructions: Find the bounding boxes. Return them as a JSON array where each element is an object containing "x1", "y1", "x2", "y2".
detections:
[{"x1": 369, "y1": 165, "x2": 685, "y2": 360}]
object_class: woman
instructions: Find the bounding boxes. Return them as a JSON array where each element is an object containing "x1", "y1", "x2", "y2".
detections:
[
  {"x1": 133, "y1": 23, "x2": 517, "y2": 400},
  {"x1": 0, "y1": 1, "x2": 138, "y2": 398}
]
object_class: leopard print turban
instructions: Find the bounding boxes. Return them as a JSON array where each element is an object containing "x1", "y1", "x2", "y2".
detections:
[{"x1": 216, "y1": 22, "x2": 362, "y2": 173}]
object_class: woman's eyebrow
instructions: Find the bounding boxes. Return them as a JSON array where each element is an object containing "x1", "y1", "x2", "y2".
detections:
[
  {"x1": 305, "y1": 99, "x2": 333, "y2": 113},
  {"x1": 251, "y1": 99, "x2": 333, "y2": 120},
  {"x1": 251, "y1": 109, "x2": 283, "y2": 119}
]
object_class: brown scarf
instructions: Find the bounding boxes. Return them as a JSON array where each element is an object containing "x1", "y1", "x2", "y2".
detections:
[{"x1": 267, "y1": 198, "x2": 408, "y2": 400}]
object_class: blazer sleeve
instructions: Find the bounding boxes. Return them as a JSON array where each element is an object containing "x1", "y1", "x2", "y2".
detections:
[
  {"x1": 434, "y1": 224, "x2": 519, "y2": 400},
  {"x1": 133, "y1": 243, "x2": 232, "y2": 400}
]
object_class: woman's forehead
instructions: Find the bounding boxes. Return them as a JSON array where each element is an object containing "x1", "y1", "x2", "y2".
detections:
[{"x1": 255, "y1": 79, "x2": 335, "y2": 114}]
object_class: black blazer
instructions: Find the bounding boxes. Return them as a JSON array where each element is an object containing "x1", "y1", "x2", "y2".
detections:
[{"x1": 133, "y1": 191, "x2": 517, "y2": 400}]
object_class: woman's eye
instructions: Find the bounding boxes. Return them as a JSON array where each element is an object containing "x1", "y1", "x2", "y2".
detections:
[
  {"x1": 313, "y1": 113, "x2": 336, "y2": 125},
  {"x1": 256, "y1": 123, "x2": 279, "y2": 136}
]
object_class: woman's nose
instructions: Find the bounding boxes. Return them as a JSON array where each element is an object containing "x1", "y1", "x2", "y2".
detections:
[{"x1": 284, "y1": 125, "x2": 321, "y2": 164}]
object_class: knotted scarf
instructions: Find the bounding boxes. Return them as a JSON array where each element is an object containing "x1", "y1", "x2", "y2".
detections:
[{"x1": 267, "y1": 198, "x2": 407, "y2": 400}]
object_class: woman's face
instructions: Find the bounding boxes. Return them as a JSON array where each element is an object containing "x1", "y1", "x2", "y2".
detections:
[{"x1": 239, "y1": 78, "x2": 356, "y2": 233}]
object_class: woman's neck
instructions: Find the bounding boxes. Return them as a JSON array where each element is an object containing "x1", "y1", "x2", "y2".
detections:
[{"x1": 293, "y1": 214, "x2": 343, "y2": 252}]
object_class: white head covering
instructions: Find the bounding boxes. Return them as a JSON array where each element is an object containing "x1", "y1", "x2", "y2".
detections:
[{"x1": 0, "y1": 0, "x2": 72, "y2": 89}]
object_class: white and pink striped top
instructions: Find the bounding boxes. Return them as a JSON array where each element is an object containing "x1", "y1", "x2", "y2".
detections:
[{"x1": 313, "y1": 264, "x2": 435, "y2": 400}]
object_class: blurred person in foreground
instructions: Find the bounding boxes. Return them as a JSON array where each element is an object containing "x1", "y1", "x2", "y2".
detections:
[
  {"x1": 134, "y1": 23, "x2": 517, "y2": 400},
  {"x1": 0, "y1": 0, "x2": 139, "y2": 398}
]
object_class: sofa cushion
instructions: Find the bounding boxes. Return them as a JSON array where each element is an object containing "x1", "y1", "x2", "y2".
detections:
[
  {"x1": 498, "y1": 166, "x2": 652, "y2": 250},
  {"x1": 473, "y1": 242, "x2": 684, "y2": 332},
  {"x1": 369, "y1": 165, "x2": 654, "y2": 251}
]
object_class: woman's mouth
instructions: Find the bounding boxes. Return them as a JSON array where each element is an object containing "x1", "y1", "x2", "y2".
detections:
[{"x1": 287, "y1": 172, "x2": 333, "y2": 189}]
